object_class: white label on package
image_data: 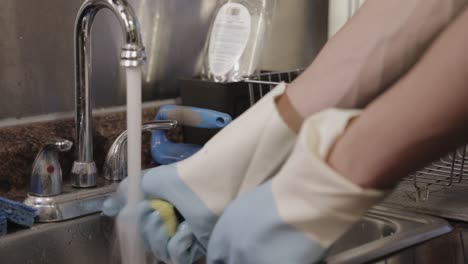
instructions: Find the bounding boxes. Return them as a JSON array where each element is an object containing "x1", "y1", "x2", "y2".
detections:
[{"x1": 208, "y1": 3, "x2": 251, "y2": 77}]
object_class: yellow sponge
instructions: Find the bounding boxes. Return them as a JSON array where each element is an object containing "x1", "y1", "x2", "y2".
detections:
[{"x1": 149, "y1": 199, "x2": 179, "y2": 237}]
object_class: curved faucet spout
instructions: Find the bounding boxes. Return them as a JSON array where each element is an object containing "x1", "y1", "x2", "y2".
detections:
[{"x1": 72, "y1": 0, "x2": 146, "y2": 187}]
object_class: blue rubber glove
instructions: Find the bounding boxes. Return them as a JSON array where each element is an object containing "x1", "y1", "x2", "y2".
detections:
[
  {"x1": 103, "y1": 83, "x2": 297, "y2": 263},
  {"x1": 103, "y1": 165, "x2": 212, "y2": 264},
  {"x1": 207, "y1": 109, "x2": 386, "y2": 264},
  {"x1": 136, "y1": 198, "x2": 206, "y2": 263}
]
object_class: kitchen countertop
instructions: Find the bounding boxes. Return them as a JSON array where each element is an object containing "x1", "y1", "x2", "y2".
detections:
[{"x1": 0, "y1": 101, "x2": 182, "y2": 201}]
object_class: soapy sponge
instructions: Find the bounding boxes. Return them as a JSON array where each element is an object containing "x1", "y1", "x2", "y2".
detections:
[
  {"x1": 150, "y1": 199, "x2": 180, "y2": 237},
  {"x1": 0, "y1": 215, "x2": 6, "y2": 236},
  {"x1": 0, "y1": 197, "x2": 37, "y2": 227}
]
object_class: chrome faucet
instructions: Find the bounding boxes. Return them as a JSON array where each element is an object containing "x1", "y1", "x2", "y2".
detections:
[
  {"x1": 72, "y1": 0, "x2": 146, "y2": 187},
  {"x1": 23, "y1": 0, "x2": 146, "y2": 222}
]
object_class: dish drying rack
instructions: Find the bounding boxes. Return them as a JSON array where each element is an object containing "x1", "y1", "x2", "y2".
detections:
[
  {"x1": 244, "y1": 69, "x2": 468, "y2": 205},
  {"x1": 244, "y1": 69, "x2": 303, "y2": 106},
  {"x1": 404, "y1": 147, "x2": 468, "y2": 201}
]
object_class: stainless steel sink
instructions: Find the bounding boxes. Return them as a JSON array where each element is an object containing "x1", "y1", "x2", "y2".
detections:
[
  {"x1": 326, "y1": 206, "x2": 451, "y2": 263},
  {"x1": 0, "y1": 206, "x2": 451, "y2": 264}
]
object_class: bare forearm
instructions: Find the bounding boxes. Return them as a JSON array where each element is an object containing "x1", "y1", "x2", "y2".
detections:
[
  {"x1": 328, "y1": 7, "x2": 468, "y2": 189},
  {"x1": 280, "y1": 0, "x2": 466, "y2": 133}
]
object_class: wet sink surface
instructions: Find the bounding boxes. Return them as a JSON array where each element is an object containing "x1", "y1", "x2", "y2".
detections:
[
  {"x1": 327, "y1": 206, "x2": 451, "y2": 263},
  {"x1": 0, "y1": 206, "x2": 451, "y2": 264}
]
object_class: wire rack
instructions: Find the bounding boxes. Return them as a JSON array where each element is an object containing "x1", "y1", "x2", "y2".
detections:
[
  {"x1": 243, "y1": 69, "x2": 468, "y2": 200},
  {"x1": 243, "y1": 69, "x2": 303, "y2": 106},
  {"x1": 407, "y1": 147, "x2": 468, "y2": 187}
]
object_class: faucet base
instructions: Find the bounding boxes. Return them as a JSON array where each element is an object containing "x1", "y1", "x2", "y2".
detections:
[
  {"x1": 71, "y1": 161, "x2": 98, "y2": 187},
  {"x1": 24, "y1": 180, "x2": 118, "y2": 222}
]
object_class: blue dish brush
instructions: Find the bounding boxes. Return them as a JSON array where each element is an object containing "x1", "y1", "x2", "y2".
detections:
[
  {"x1": 0, "y1": 197, "x2": 37, "y2": 227},
  {"x1": 0, "y1": 215, "x2": 6, "y2": 236}
]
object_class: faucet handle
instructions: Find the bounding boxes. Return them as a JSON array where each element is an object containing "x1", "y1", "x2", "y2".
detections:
[
  {"x1": 103, "y1": 120, "x2": 178, "y2": 181},
  {"x1": 30, "y1": 139, "x2": 73, "y2": 197}
]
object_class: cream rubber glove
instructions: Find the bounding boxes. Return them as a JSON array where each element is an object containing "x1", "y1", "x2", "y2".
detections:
[
  {"x1": 103, "y1": 83, "x2": 296, "y2": 263},
  {"x1": 207, "y1": 109, "x2": 387, "y2": 264}
]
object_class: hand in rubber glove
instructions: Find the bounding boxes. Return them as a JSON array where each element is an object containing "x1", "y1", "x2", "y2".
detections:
[
  {"x1": 104, "y1": 169, "x2": 206, "y2": 264},
  {"x1": 207, "y1": 109, "x2": 387, "y2": 264},
  {"x1": 103, "y1": 83, "x2": 297, "y2": 263}
]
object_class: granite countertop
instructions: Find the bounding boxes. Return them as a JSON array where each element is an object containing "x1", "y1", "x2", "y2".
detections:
[{"x1": 0, "y1": 104, "x2": 182, "y2": 201}]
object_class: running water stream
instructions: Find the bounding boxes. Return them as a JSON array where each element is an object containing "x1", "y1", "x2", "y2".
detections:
[{"x1": 116, "y1": 67, "x2": 147, "y2": 264}]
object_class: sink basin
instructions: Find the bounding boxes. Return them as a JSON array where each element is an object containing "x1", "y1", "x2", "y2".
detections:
[
  {"x1": 0, "y1": 206, "x2": 451, "y2": 264},
  {"x1": 326, "y1": 206, "x2": 451, "y2": 263}
]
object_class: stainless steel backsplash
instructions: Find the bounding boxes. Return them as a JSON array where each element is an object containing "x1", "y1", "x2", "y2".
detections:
[{"x1": 0, "y1": 0, "x2": 327, "y2": 120}]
